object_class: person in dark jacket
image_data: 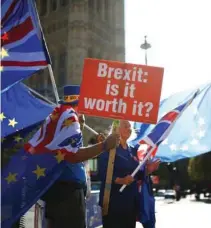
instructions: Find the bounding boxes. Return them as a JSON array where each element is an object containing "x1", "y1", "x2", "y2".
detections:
[{"x1": 98, "y1": 120, "x2": 159, "y2": 228}]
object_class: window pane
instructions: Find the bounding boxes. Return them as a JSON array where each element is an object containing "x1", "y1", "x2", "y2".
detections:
[
  {"x1": 96, "y1": 0, "x2": 101, "y2": 13},
  {"x1": 88, "y1": 0, "x2": 94, "y2": 10},
  {"x1": 88, "y1": 48, "x2": 94, "y2": 58},
  {"x1": 104, "y1": 0, "x2": 109, "y2": 20},
  {"x1": 50, "y1": 0, "x2": 57, "y2": 11},
  {"x1": 57, "y1": 51, "x2": 67, "y2": 87},
  {"x1": 60, "y1": 0, "x2": 69, "y2": 6},
  {"x1": 40, "y1": 0, "x2": 47, "y2": 16}
]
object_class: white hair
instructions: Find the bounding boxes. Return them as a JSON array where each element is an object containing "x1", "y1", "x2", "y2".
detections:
[{"x1": 108, "y1": 120, "x2": 136, "y2": 141}]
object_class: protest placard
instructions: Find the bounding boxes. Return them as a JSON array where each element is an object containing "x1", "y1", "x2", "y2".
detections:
[{"x1": 78, "y1": 58, "x2": 164, "y2": 124}]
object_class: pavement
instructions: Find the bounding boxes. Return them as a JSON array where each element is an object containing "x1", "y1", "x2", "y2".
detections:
[
  {"x1": 137, "y1": 196, "x2": 211, "y2": 228},
  {"x1": 24, "y1": 196, "x2": 211, "y2": 228}
]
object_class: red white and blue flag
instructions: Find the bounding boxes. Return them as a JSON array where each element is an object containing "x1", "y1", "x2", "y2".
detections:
[
  {"x1": 24, "y1": 105, "x2": 83, "y2": 155},
  {"x1": 137, "y1": 90, "x2": 199, "y2": 161},
  {"x1": 1, "y1": 0, "x2": 50, "y2": 92}
]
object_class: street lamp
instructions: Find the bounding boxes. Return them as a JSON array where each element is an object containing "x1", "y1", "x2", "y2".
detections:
[{"x1": 140, "y1": 35, "x2": 151, "y2": 65}]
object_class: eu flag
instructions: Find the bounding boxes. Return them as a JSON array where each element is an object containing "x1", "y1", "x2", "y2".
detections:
[
  {"x1": 1, "y1": 150, "x2": 67, "y2": 228},
  {"x1": 1, "y1": 0, "x2": 51, "y2": 92},
  {"x1": 130, "y1": 83, "x2": 211, "y2": 162},
  {"x1": 1, "y1": 82, "x2": 53, "y2": 138},
  {"x1": 1, "y1": 103, "x2": 83, "y2": 227}
]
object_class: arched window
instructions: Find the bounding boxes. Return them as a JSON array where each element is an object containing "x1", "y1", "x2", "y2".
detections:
[
  {"x1": 60, "y1": 0, "x2": 69, "y2": 7},
  {"x1": 88, "y1": 0, "x2": 95, "y2": 12},
  {"x1": 57, "y1": 51, "x2": 67, "y2": 87},
  {"x1": 88, "y1": 0, "x2": 94, "y2": 8},
  {"x1": 50, "y1": 0, "x2": 57, "y2": 11},
  {"x1": 104, "y1": 0, "x2": 109, "y2": 21},
  {"x1": 97, "y1": 52, "x2": 103, "y2": 59},
  {"x1": 40, "y1": 0, "x2": 47, "y2": 16},
  {"x1": 96, "y1": 0, "x2": 101, "y2": 13},
  {"x1": 87, "y1": 48, "x2": 94, "y2": 58}
]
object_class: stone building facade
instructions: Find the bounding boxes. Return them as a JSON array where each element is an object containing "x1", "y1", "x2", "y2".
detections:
[{"x1": 28, "y1": 0, "x2": 125, "y2": 141}]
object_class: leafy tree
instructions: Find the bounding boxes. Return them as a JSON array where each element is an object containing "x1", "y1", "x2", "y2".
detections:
[{"x1": 188, "y1": 151, "x2": 211, "y2": 182}]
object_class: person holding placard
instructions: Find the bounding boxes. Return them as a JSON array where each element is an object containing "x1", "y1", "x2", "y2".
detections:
[{"x1": 98, "y1": 120, "x2": 159, "y2": 228}]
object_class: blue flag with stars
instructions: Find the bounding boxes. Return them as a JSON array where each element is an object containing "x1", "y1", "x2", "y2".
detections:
[
  {"x1": 1, "y1": 150, "x2": 67, "y2": 228},
  {"x1": 1, "y1": 82, "x2": 54, "y2": 138},
  {"x1": 129, "y1": 82, "x2": 211, "y2": 162}
]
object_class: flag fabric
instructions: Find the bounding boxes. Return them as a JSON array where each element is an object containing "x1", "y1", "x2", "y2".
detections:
[
  {"x1": 138, "y1": 174, "x2": 156, "y2": 227},
  {"x1": 1, "y1": 122, "x2": 39, "y2": 156},
  {"x1": 1, "y1": 82, "x2": 54, "y2": 138},
  {"x1": 130, "y1": 83, "x2": 211, "y2": 162},
  {"x1": 133, "y1": 89, "x2": 200, "y2": 161},
  {"x1": 1, "y1": 105, "x2": 82, "y2": 228},
  {"x1": 1, "y1": 0, "x2": 50, "y2": 92}
]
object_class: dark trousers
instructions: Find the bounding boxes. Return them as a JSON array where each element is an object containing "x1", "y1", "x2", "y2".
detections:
[
  {"x1": 142, "y1": 221, "x2": 155, "y2": 228},
  {"x1": 43, "y1": 181, "x2": 86, "y2": 228},
  {"x1": 102, "y1": 212, "x2": 136, "y2": 228}
]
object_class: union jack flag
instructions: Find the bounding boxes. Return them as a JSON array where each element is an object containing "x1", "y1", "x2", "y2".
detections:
[
  {"x1": 137, "y1": 90, "x2": 199, "y2": 161},
  {"x1": 1, "y1": 0, "x2": 50, "y2": 92},
  {"x1": 24, "y1": 105, "x2": 83, "y2": 155}
]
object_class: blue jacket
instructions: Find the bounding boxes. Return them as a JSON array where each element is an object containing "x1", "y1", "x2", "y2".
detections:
[
  {"x1": 59, "y1": 163, "x2": 86, "y2": 184},
  {"x1": 98, "y1": 144, "x2": 144, "y2": 214}
]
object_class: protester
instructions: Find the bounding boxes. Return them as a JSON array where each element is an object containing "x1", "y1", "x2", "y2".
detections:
[
  {"x1": 98, "y1": 120, "x2": 159, "y2": 228},
  {"x1": 25, "y1": 85, "x2": 120, "y2": 228}
]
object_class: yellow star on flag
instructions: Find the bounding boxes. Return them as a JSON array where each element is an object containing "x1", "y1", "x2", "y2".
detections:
[
  {"x1": 55, "y1": 150, "x2": 65, "y2": 163},
  {"x1": 5, "y1": 172, "x2": 18, "y2": 184},
  {"x1": 0, "y1": 47, "x2": 9, "y2": 59},
  {"x1": 1, "y1": 137, "x2": 6, "y2": 143},
  {"x1": 0, "y1": 112, "x2": 6, "y2": 121},
  {"x1": 14, "y1": 135, "x2": 23, "y2": 142},
  {"x1": 51, "y1": 113, "x2": 59, "y2": 121},
  {"x1": 8, "y1": 118, "x2": 18, "y2": 127},
  {"x1": 63, "y1": 119, "x2": 73, "y2": 128},
  {"x1": 33, "y1": 165, "x2": 46, "y2": 179},
  {"x1": 0, "y1": 65, "x2": 3, "y2": 72}
]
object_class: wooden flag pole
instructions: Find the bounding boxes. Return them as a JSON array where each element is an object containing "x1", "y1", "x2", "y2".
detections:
[{"x1": 102, "y1": 120, "x2": 119, "y2": 216}]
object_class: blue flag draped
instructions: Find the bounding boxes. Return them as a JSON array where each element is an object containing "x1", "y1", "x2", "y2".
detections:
[
  {"x1": 1, "y1": 0, "x2": 51, "y2": 92},
  {"x1": 129, "y1": 83, "x2": 211, "y2": 162},
  {"x1": 1, "y1": 150, "x2": 67, "y2": 228}
]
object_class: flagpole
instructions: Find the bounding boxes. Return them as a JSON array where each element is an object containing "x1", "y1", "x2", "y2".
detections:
[
  {"x1": 47, "y1": 64, "x2": 60, "y2": 104},
  {"x1": 28, "y1": 87, "x2": 56, "y2": 105}
]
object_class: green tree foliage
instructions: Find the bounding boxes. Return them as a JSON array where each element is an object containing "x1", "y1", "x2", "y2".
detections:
[{"x1": 188, "y1": 151, "x2": 211, "y2": 182}]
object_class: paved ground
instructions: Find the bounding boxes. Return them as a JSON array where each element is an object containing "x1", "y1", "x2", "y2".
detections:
[
  {"x1": 136, "y1": 196, "x2": 211, "y2": 228},
  {"x1": 25, "y1": 196, "x2": 211, "y2": 228}
]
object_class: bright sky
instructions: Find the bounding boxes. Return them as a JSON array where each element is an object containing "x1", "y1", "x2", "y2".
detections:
[{"x1": 125, "y1": 0, "x2": 211, "y2": 98}]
